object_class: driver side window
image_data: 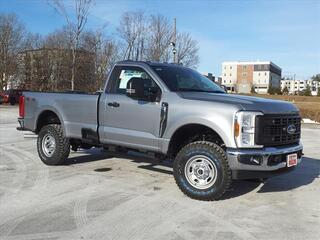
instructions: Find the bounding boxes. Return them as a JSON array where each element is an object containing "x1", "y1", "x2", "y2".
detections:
[{"x1": 115, "y1": 67, "x2": 157, "y2": 94}]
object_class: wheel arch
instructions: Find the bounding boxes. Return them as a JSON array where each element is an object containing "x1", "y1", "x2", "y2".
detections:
[
  {"x1": 35, "y1": 107, "x2": 64, "y2": 134},
  {"x1": 166, "y1": 123, "x2": 227, "y2": 158}
]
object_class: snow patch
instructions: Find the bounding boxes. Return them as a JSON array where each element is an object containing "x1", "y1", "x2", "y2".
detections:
[{"x1": 302, "y1": 118, "x2": 320, "y2": 124}]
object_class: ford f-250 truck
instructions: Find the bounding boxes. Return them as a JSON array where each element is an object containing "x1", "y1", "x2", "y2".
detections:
[{"x1": 17, "y1": 61, "x2": 303, "y2": 201}]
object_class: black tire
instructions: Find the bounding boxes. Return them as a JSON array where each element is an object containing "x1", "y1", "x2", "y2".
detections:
[
  {"x1": 173, "y1": 141, "x2": 232, "y2": 201},
  {"x1": 9, "y1": 97, "x2": 15, "y2": 105},
  {"x1": 37, "y1": 124, "x2": 70, "y2": 165}
]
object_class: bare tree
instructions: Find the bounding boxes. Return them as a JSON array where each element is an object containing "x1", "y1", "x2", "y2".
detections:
[
  {"x1": 49, "y1": 0, "x2": 92, "y2": 90},
  {"x1": 44, "y1": 26, "x2": 72, "y2": 49},
  {"x1": 23, "y1": 32, "x2": 43, "y2": 50},
  {"x1": 146, "y1": 14, "x2": 172, "y2": 62},
  {"x1": 175, "y1": 32, "x2": 199, "y2": 68},
  {"x1": 96, "y1": 39, "x2": 119, "y2": 89},
  {"x1": 117, "y1": 11, "x2": 146, "y2": 61},
  {"x1": 117, "y1": 12, "x2": 199, "y2": 68},
  {"x1": 0, "y1": 13, "x2": 25, "y2": 90},
  {"x1": 81, "y1": 29, "x2": 119, "y2": 89}
]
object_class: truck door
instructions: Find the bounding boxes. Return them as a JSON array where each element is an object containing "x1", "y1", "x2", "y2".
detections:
[{"x1": 99, "y1": 65, "x2": 163, "y2": 151}]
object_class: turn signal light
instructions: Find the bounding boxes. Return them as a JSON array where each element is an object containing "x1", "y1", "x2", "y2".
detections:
[{"x1": 234, "y1": 121, "x2": 240, "y2": 137}]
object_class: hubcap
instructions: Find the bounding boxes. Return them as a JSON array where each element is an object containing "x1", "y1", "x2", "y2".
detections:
[
  {"x1": 42, "y1": 133, "x2": 56, "y2": 157},
  {"x1": 184, "y1": 155, "x2": 217, "y2": 190}
]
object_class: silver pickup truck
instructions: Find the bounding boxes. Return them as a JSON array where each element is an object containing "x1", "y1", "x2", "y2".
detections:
[{"x1": 17, "y1": 60, "x2": 303, "y2": 201}]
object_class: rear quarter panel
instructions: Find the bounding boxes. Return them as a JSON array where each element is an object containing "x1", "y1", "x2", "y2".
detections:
[{"x1": 23, "y1": 92, "x2": 98, "y2": 139}]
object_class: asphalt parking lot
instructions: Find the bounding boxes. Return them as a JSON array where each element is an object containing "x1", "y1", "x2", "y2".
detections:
[{"x1": 0, "y1": 105, "x2": 319, "y2": 240}]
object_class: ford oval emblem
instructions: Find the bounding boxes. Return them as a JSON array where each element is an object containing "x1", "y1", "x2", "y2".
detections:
[{"x1": 287, "y1": 124, "x2": 296, "y2": 134}]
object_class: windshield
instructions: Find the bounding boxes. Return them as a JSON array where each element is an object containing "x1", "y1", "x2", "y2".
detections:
[{"x1": 151, "y1": 65, "x2": 225, "y2": 93}]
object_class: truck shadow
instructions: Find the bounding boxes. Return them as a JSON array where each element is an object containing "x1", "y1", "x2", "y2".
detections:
[
  {"x1": 64, "y1": 148, "x2": 173, "y2": 175},
  {"x1": 106, "y1": 150, "x2": 174, "y2": 175},
  {"x1": 222, "y1": 157, "x2": 320, "y2": 199},
  {"x1": 64, "y1": 148, "x2": 112, "y2": 165},
  {"x1": 64, "y1": 149, "x2": 319, "y2": 199},
  {"x1": 115, "y1": 154, "x2": 319, "y2": 198},
  {"x1": 257, "y1": 157, "x2": 319, "y2": 193}
]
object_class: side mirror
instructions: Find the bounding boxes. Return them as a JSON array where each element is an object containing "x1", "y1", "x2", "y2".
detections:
[{"x1": 126, "y1": 77, "x2": 158, "y2": 101}]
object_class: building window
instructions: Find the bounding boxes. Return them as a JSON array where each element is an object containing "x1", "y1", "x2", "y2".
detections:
[
  {"x1": 265, "y1": 72, "x2": 267, "y2": 76},
  {"x1": 224, "y1": 66, "x2": 226, "y2": 70},
  {"x1": 242, "y1": 72, "x2": 247, "y2": 77},
  {"x1": 230, "y1": 66, "x2": 232, "y2": 70},
  {"x1": 258, "y1": 73, "x2": 260, "y2": 76},
  {"x1": 243, "y1": 65, "x2": 247, "y2": 70},
  {"x1": 224, "y1": 73, "x2": 226, "y2": 76},
  {"x1": 230, "y1": 73, "x2": 232, "y2": 76},
  {"x1": 230, "y1": 80, "x2": 232, "y2": 83}
]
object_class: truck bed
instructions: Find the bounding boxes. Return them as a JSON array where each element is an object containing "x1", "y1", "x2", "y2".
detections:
[{"x1": 22, "y1": 91, "x2": 99, "y2": 139}]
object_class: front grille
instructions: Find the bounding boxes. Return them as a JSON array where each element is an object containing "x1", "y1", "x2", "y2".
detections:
[{"x1": 255, "y1": 114, "x2": 301, "y2": 146}]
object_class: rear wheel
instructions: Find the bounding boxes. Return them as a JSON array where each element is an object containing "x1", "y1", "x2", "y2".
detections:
[
  {"x1": 173, "y1": 141, "x2": 231, "y2": 201},
  {"x1": 9, "y1": 96, "x2": 15, "y2": 105},
  {"x1": 37, "y1": 124, "x2": 70, "y2": 165}
]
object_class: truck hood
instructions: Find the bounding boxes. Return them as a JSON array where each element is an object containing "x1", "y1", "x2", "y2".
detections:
[{"x1": 179, "y1": 92, "x2": 299, "y2": 114}]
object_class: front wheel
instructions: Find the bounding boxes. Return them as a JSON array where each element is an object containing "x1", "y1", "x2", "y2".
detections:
[
  {"x1": 37, "y1": 124, "x2": 70, "y2": 165},
  {"x1": 173, "y1": 141, "x2": 232, "y2": 201}
]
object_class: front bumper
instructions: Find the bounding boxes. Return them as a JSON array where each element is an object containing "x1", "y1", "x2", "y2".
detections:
[{"x1": 227, "y1": 143, "x2": 303, "y2": 179}]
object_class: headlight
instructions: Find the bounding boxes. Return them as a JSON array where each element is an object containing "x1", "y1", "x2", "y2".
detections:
[{"x1": 234, "y1": 111, "x2": 263, "y2": 148}]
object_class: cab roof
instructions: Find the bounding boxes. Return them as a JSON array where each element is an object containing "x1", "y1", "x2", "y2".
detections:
[{"x1": 116, "y1": 60, "x2": 184, "y2": 68}]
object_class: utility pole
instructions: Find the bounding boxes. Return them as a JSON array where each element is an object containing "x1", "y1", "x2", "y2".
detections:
[{"x1": 170, "y1": 18, "x2": 177, "y2": 63}]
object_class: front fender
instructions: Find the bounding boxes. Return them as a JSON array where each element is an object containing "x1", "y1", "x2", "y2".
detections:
[{"x1": 163, "y1": 115, "x2": 236, "y2": 149}]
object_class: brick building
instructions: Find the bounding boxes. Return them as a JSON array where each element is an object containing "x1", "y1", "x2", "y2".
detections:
[{"x1": 221, "y1": 61, "x2": 282, "y2": 94}]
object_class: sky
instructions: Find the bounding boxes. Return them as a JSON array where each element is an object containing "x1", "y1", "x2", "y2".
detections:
[{"x1": 1, "y1": 0, "x2": 320, "y2": 79}]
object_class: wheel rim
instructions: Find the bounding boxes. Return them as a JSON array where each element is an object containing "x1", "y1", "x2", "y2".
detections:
[
  {"x1": 42, "y1": 133, "x2": 56, "y2": 157},
  {"x1": 184, "y1": 155, "x2": 218, "y2": 190}
]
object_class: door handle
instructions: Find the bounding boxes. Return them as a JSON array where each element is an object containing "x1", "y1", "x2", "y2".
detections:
[{"x1": 107, "y1": 102, "x2": 120, "y2": 107}]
